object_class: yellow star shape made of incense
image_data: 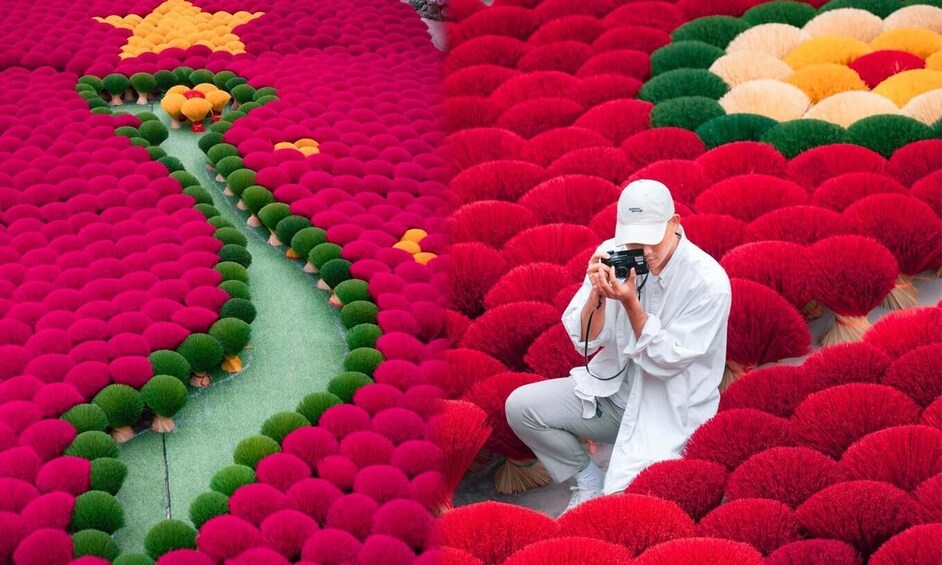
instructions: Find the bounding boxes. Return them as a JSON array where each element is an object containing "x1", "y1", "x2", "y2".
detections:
[{"x1": 95, "y1": 0, "x2": 264, "y2": 59}]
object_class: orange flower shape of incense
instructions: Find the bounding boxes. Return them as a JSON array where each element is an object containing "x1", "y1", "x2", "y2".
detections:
[{"x1": 95, "y1": 0, "x2": 263, "y2": 59}]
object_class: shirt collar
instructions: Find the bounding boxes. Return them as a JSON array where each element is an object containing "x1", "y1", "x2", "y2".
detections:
[{"x1": 655, "y1": 227, "x2": 687, "y2": 288}]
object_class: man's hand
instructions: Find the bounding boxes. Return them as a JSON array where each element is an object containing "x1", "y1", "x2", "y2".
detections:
[
  {"x1": 586, "y1": 250, "x2": 609, "y2": 291},
  {"x1": 589, "y1": 254, "x2": 648, "y2": 339},
  {"x1": 597, "y1": 265, "x2": 639, "y2": 306}
]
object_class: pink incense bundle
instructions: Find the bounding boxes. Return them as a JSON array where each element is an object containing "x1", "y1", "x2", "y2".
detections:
[
  {"x1": 448, "y1": 129, "x2": 527, "y2": 171},
  {"x1": 881, "y1": 344, "x2": 942, "y2": 408},
  {"x1": 724, "y1": 279, "x2": 811, "y2": 389},
  {"x1": 444, "y1": 0, "x2": 485, "y2": 24},
  {"x1": 0, "y1": 445, "x2": 39, "y2": 482},
  {"x1": 800, "y1": 342, "x2": 890, "y2": 396},
  {"x1": 694, "y1": 175, "x2": 810, "y2": 222},
  {"x1": 914, "y1": 473, "x2": 942, "y2": 521},
  {"x1": 808, "y1": 235, "x2": 898, "y2": 346},
  {"x1": 538, "y1": 10, "x2": 601, "y2": 43},
  {"x1": 627, "y1": 160, "x2": 709, "y2": 208},
  {"x1": 448, "y1": 159, "x2": 545, "y2": 205},
  {"x1": 848, "y1": 50, "x2": 925, "y2": 89},
  {"x1": 601, "y1": 2, "x2": 683, "y2": 32},
  {"x1": 888, "y1": 139, "x2": 942, "y2": 187},
  {"x1": 796, "y1": 480, "x2": 920, "y2": 557},
  {"x1": 572, "y1": 98, "x2": 652, "y2": 144},
  {"x1": 503, "y1": 537, "x2": 633, "y2": 565},
  {"x1": 534, "y1": 0, "x2": 614, "y2": 24},
  {"x1": 448, "y1": 200, "x2": 539, "y2": 248},
  {"x1": 436, "y1": 501, "x2": 559, "y2": 563},
  {"x1": 811, "y1": 172, "x2": 907, "y2": 212},
  {"x1": 696, "y1": 498, "x2": 802, "y2": 557},
  {"x1": 721, "y1": 241, "x2": 814, "y2": 317},
  {"x1": 576, "y1": 49, "x2": 651, "y2": 80},
  {"x1": 625, "y1": 459, "x2": 728, "y2": 521},
  {"x1": 502, "y1": 223, "x2": 598, "y2": 266},
  {"x1": 545, "y1": 147, "x2": 634, "y2": 185},
  {"x1": 870, "y1": 524, "x2": 942, "y2": 565},
  {"x1": 445, "y1": 64, "x2": 518, "y2": 98},
  {"x1": 521, "y1": 127, "x2": 612, "y2": 167},
  {"x1": 565, "y1": 74, "x2": 643, "y2": 109},
  {"x1": 791, "y1": 383, "x2": 921, "y2": 459},
  {"x1": 448, "y1": 6, "x2": 538, "y2": 48},
  {"x1": 695, "y1": 141, "x2": 786, "y2": 184},
  {"x1": 910, "y1": 170, "x2": 941, "y2": 217},
  {"x1": 766, "y1": 539, "x2": 862, "y2": 565},
  {"x1": 557, "y1": 494, "x2": 695, "y2": 556},
  {"x1": 553, "y1": 283, "x2": 583, "y2": 312},
  {"x1": 197, "y1": 515, "x2": 262, "y2": 562},
  {"x1": 726, "y1": 447, "x2": 844, "y2": 509},
  {"x1": 844, "y1": 194, "x2": 942, "y2": 308},
  {"x1": 483, "y1": 262, "x2": 572, "y2": 310},
  {"x1": 444, "y1": 96, "x2": 499, "y2": 131},
  {"x1": 463, "y1": 371, "x2": 553, "y2": 494},
  {"x1": 786, "y1": 144, "x2": 887, "y2": 188},
  {"x1": 621, "y1": 127, "x2": 706, "y2": 173},
  {"x1": 438, "y1": 348, "x2": 509, "y2": 401},
  {"x1": 13, "y1": 530, "x2": 73, "y2": 565},
  {"x1": 681, "y1": 214, "x2": 748, "y2": 261},
  {"x1": 462, "y1": 372, "x2": 544, "y2": 461},
  {"x1": 423, "y1": 547, "x2": 483, "y2": 565},
  {"x1": 683, "y1": 408, "x2": 793, "y2": 471},
  {"x1": 839, "y1": 425, "x2": 942, "y2": 493},
  {"x1": 517, "y1": 175, "x2": 619, "y2": 225},
  {"x1": 445, "y1": 36, "x2": 532, "y2": 75},
  {"x1": 489, "y1": 72, "x2": 577, "y2": 111},
  {"x1": 518, "y1": 42, "x2": 594, "y2": 75},
  {"x1": 589, "y1": 203, "x2": 618, "y2": 239},
  {"x1": 459, "y1": 301, "x2": 559, "y2": 370},
  {"x1": 745, "y1": 206, "x2": 851, "y2": 247},
  {"x1": 496, "y1": 98, "x2": 585, "y2": 139},
  {"x1": 718, "y1": 365, "x2": 809, "y2": 418},
  {"x1": 424, "y1": 400, "x2": 492, "y2": 512},
  {"x1": 448, "y1": 242, "x2": 508, "y2": 317},
  {"x1": 862, "y1": 306, "x2": 942, "y2": 360},
  {"x1": 634, "y1": 538, "x2": 763, "y2": 565},
  {"x1": 524, "y1": 324, "x2": 585, "y2": 379},
  {"x1": 591, "y1": 25, "x2": 670, "y2": 54},
  {"x1": 445, "y1": 309, "x2": 472, "y2": 347}
]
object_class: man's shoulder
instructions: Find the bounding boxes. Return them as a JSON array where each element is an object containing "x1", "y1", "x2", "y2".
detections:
[{"x1": 683, "y1": 240, "x2": 732, "y2": 297}]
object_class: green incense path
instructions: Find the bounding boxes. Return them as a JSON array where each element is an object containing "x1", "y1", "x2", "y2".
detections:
[{"x1": 114, "y1": 105, "x2": 348, "y2": 553}]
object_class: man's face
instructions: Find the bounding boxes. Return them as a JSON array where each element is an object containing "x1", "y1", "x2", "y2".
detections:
[{"x1": 624, "y1": 215, "x2": 680, "y2": 275}]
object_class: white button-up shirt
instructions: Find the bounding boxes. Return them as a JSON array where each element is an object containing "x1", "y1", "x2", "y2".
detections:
[{"x1": 561, "y1": 228, "x2": 732, "y2": 494}]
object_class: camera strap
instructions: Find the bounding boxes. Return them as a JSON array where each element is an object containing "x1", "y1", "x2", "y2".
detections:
[
  {"x1": 583, "y1": 293, "x2": 630, "y2": 381},
  {"x1": 635, "y1": 272, "x2": 648, "y2": 300}
]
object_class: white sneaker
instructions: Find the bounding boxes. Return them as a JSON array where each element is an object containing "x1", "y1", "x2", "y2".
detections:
[{"x1": 562, "y1": 485, "x2": 602, "y2": 515}]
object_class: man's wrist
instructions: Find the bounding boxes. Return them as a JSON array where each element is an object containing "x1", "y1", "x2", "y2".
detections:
[
  {"x1": 585, "y1": 290, "x2": 604, "y2": 309},
  {"x1": 620, "y1": 294, "x2": 642, "y2": 312}
]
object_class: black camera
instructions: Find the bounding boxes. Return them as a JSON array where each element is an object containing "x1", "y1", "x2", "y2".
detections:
[{"x1": 601, "y1": 249, "x2": 648, "y2": 278}]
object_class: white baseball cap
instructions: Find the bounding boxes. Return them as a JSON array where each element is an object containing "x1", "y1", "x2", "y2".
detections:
[{"x1": 614, "y1": 179, "x2": 675, "y2": 246}]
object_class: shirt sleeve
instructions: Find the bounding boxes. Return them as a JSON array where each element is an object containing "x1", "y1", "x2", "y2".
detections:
[
  {"x1": 561, "y1": 270, "x2": 612, "y2": 356},
  {"x1": 623, "y1": 291, "x2": 731, "y2": 380}
]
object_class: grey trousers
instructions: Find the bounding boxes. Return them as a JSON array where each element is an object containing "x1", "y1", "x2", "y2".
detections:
[{"x1": 505, "y1": 376, "x2": 625, "y2": 483}]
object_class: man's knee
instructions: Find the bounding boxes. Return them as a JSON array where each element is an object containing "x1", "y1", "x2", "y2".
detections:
[{"x1": 505, "y1": 388, "x2": 529, "y2": 431}]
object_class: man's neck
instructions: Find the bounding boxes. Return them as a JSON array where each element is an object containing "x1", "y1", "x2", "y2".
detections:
[{"x1": 649, "y1": 233, "x2": 681, "y2": 277}]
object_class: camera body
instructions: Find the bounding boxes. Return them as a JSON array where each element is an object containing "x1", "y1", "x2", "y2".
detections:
[{"x1": 601, "y1": 249, "x2": 648, "y2": 278}]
